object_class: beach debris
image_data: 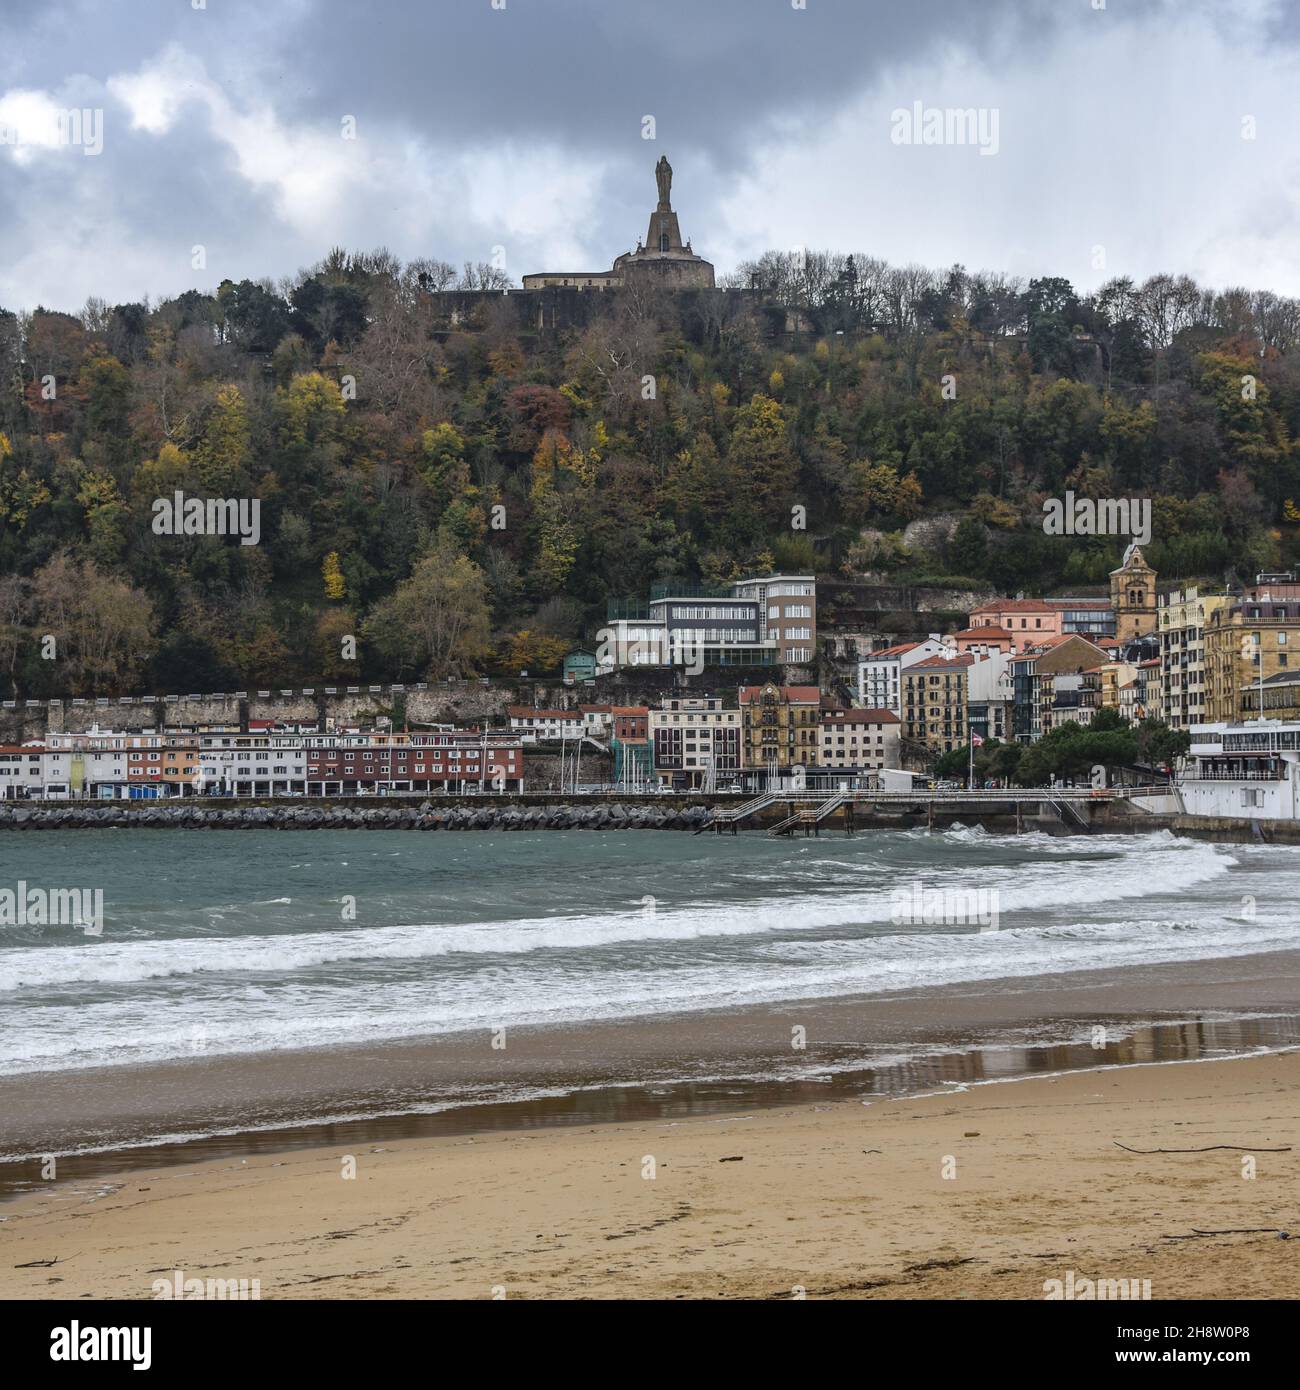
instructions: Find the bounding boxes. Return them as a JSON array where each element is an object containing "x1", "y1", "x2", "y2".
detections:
[
  {"x1": 902, "y1": 1257, "x2": 977, "y2": 1274},
  {"x1": 963, "y1": 1131, "x2": 980, "y2": 1137},
  {"x1": 1115, "y1": 1141, "x2": 1291, "y2": 1154},
  {"x1": 1163, "y1": 1228, "x2": 1290, "y2": 1240},
  {"x1": 718, "y1": 1156, "x2": 744, "y2": 1162},
  {"x1": 15, "y1": 1253, "x2": 78, "y2": 1268}
]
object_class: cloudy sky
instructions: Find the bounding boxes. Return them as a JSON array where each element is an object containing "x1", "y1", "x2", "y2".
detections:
[{"x1": 3, "y1": 0, "x2": 1300, "y2": 313}]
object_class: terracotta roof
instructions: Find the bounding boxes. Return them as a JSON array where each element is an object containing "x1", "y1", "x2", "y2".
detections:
[
  {"x1": 1023, "y1": 634, "x2": 1109, "y2": 655},
  {"x1": 970, "y1": 598, "x2": 1054, "y2": 614},
  {"x1": 610, "y1": 705, "x2": 648, "y2": 716},
  {"x1": 578, "y1": 704, "x2": 613, "y2": 713},
  {"x1": 738, "y1": 685, "x2": 821, "y2": 703},
  {"x1": 909, "y1": 654, "x2": 975, "y2": 671},
  {"x1": 822, "y1": 708, "x2": 900, "y2": 724},
  {"x1": 866, "y1": 641, "x2": 923, "y2": 659},
  {"x1": 949, "y1": 626, "x2": 1013, "y2": 640}
]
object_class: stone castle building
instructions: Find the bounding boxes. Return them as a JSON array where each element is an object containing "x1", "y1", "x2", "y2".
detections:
[{"x1": 522, "y1": 156, "x2": 715, "y2": 292}]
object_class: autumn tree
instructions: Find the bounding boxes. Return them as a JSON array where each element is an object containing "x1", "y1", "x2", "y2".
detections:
[
  {"x1": 28, "y1": 551, "x2": 156, "y2": 694},
  {"x1": 362, "y1": 537, "x2": 491, "y2": 678}
]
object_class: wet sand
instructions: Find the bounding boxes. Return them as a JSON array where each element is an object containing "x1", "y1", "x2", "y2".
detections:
[
  {"x1": 2, "y1": 1046, "x2": 1297, "y2": 1300},
  {"x1": 4, "y1": 947, "x2": 1300, "y2": 1199}
]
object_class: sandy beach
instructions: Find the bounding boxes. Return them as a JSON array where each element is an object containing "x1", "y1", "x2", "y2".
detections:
[{"x1": 3, "y1": 1048, "x2": 1296, "y2": 1300}]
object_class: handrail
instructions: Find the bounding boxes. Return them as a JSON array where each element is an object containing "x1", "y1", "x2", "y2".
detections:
[{"x1": 768, "y1": 790, "x2": 845, "y2": 836}]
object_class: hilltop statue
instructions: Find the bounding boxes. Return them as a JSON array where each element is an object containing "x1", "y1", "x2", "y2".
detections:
[
  {"x1": 655, "y1": 155, "x2": 672, "y2": 207},
  {"x1": 522, "y1": 154, "x2": 714, "y2": 291}
]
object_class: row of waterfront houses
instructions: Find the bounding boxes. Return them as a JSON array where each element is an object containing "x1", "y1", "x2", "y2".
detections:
[
  {"x1": 508, "y1": 687, "x2": 899, "y2": 792},
  {"x1": 0, "y1": 692, "x2": 897, "y2": 799},
  {"x1": 0, "y1": 722, "x2": 526, "y2": 800}
]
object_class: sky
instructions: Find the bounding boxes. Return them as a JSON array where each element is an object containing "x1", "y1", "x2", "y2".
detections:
[{"x1": 2, "y1": 0, "x2": 1300, "y2": 313}]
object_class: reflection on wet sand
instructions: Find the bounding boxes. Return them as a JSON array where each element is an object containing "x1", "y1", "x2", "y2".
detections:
[{"x1": 4, "y1": 1009, "x2": 1295, "y2": 1202}]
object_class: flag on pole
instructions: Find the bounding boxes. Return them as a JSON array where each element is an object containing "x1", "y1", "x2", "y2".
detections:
[{"x1": 970, "y1": 732, "x2": 984, "y2": 747}]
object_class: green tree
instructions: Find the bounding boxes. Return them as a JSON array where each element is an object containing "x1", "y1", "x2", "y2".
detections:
[{"x1": 363, "y1": 538, "x2": 491, "y2": 678}]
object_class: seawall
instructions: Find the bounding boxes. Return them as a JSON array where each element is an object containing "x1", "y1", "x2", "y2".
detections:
[{"x1": 0, "y1": 798, "x2": 716, "y2": 832}]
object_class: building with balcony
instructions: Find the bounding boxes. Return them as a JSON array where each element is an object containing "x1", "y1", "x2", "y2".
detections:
[
  {"x1": 1241, "y1": 669, "x2": 1300, "y2": 720},
  {"x1": 1204, "y1": 575, "x2": 1300, "y2": 723},
  {"x1": 648, "y1": 695, "x2": 742, "y2": 789},
  {"x1": 1009, "y1": 635, "x2": 1110, "y2": 742},
  {"x1": 818, "y1": 708, "x2": 899, "y2": 771},
  {"x1": 857, "y1": 637, "x2": 947, "y2": 712},
  {"x1": 1179, "y1": 720, "x2": 1300, "y2": 819},
  {"x1": 605, "y1": 574, "x2": 816, "y2": 670},
  {"x1": 300, "y1": 730, "x2": 523, "y2": 795},
  {"x1": 506, "y1": 708, "x2": 585, "y2": 743},
  {"x1": 738, "y1": 683, "x2": 821, "y2": 775},
  {"x1": 1158, "y1": 586, "x2": 1227, "y2": 730},
  {"x1": 901, "y1": 655, "x2": 972, "y2": 754}
]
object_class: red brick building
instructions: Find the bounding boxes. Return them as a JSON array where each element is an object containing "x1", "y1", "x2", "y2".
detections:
[{"x1": 303, "y1": 730, "x2": 523, "y2": 794}]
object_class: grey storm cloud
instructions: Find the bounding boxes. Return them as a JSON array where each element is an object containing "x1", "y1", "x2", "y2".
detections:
[{"x1": 4, "y1": 0, "x2": 1300, "y2": 312}]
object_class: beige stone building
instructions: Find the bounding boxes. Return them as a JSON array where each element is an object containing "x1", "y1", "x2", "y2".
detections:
[
  {"x1": 738, "y1": 684, "x2": 821, "y2": 773},
  {"x1": 901, "y1": 655, "x2": 971, "y2": 754},
  {"x1": 1109, "y1": 543, "x2": 1158, "y2": 641},
  {"x1": 1095, "y1": 658, "x2": 1138, "y2": 714},
  {"x1": 522, "y1": 157, "x2": 714, "y2": 291},
  {"x1": 1157, "y1": 586, "x2": 1228, "y2": 730},
  {"x1": 1204, "y1": 575, "x2": 1300, "y2": 723}
]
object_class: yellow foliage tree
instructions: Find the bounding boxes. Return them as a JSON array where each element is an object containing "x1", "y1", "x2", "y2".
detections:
[
  {"x1": 322, "y1": 551, "x2": 346, "y2": 600},
  {"x1": 506, "y1": 629, "x2": 569, "y2": 672}
]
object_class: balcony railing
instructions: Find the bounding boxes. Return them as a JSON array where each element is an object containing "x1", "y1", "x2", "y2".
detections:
[{"x1": 1187, "y1": 765, "x2": 1287, "y2": 781}]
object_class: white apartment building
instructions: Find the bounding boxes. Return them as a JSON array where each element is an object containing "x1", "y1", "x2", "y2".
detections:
[
  {"x1": 818, "y1": 709, "x2": 900, "y2": 770},
  {"x1": 966, "y1": 651, "x2": 1014, "y2": 742},
  {"x1": 1179, "y1": 720, "x2": 1300, "y2": 820},
  {"x1": 198, "y1": 733, "x2": 308, "y2": 796},
  {"x1": 505, "y1": 708, "x2": 585, "y2": 743},
  {"x1": 604, "y1": 574, "x2": 817, "y2": 671},
  {"x1": 0, "y1": 744, "x2": 44, "y2": 798},
  {"x1": 857, "y1": 638, "x2": 948, "y2": 713},
  {"x1": 648, "y1": 695, "x2": 742, "y2": 789},
  {"x1": 578, "y1": 705, "x2": 614, "y2": 738}
]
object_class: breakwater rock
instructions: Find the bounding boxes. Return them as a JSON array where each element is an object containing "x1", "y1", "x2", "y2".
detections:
[{"x1": 0, "y1": 801, "x2": 717, "y2": 832}]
